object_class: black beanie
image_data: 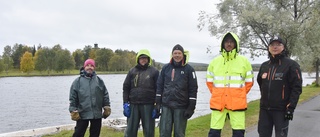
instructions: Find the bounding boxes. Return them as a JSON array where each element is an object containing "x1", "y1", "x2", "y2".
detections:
[{"x1": 172, "y1": 44, "x2": 184, "y2": 53}]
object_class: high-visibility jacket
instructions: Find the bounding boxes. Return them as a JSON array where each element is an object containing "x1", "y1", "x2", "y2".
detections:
[{"x1": 206, "y1": 32, "x2": 254, "y2": 111}]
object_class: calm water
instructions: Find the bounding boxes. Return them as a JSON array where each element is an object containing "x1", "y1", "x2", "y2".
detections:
[{"x1": 0, "y1": 71, "x2": 314, "y2": 133}]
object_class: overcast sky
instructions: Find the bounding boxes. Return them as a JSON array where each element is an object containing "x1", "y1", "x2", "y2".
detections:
[{"x1": 0, "y1": 0, "x2": 266, "y2": 64}]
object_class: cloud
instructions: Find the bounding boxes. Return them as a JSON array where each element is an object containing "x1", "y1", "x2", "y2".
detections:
[{"x1": 1, "y1": 0, "x2": 251, "y2": 64}]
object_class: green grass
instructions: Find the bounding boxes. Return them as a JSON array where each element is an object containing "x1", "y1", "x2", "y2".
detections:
[{"x1": 43, "y1": 86, "x2": 320, "y2": 137}]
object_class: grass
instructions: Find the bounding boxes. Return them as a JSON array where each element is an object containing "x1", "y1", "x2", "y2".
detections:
[{"x1": 42, "y1": 86, "x2": 320, "y2": 137}]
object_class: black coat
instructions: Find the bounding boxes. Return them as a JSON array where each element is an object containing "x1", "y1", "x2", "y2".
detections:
[
  {"x1": 257, "y1": 55, "x2": 302, "y2": 111},
  {"x1": 123, "y1": 65, "x2": 159, "y2": 104},
  {"x1": 156, "y1": 63, "x2": 198, "y2": 109}
]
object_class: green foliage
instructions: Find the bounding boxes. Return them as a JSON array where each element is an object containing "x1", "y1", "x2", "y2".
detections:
[
  {"x1": 199, "y1": 0, "x2": 320, "y2": 59},
  {"x1": 54, "y1": 49, "x2": 75, "y2": 73},
  {"x1": 95, "y1": 48, "x2": 114, "y2": 71},
  {"x1": 11, "y1": 44, "x2": 33, "y2": 69},
  {"x1": 34, "y1": 49, "x2": 48, "y2": 72},
  {"x1": 0, "y1": 58, "x2": 4, "y2": 73},
  {"x1": 72, "y1": 49, "x2": 84, "y2": 69}
]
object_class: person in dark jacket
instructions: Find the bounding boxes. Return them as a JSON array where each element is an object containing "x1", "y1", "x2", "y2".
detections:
[
  {"x1": 155, "y1": 44, "x2": 198, "y2": 137},
  {"x1": 69, "y1": 59, "x2": 111, "y2": 137},
  {"x1": 257, "y1": 36, "x2": 302, "y2": 137},
  {"x1": 123, "y1": 49, "x2": 159, "y2": 137}
]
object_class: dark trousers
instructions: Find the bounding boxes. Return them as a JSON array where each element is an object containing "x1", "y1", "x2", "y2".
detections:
[
  {"x1": 125, "y1": 104, "x2": 155, "y2": 137},
  {"x1": 159, "y1": 106, "x2": 187, "y2": 137},
  {"x1": 258, "y1": 109, "x2": 289, "y2": 137},
  {"x1": 73, "y1": 118, "x2": 102, "y2": 137}
]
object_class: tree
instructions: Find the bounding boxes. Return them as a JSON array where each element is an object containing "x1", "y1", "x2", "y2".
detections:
[
  {"x1": 34, "y1": 49, "x2": 47, "y2": 73},
  {"x1": 95, "y1": 48, "x2": 114, "y2": 71},
  {"x1": 20, "y1": 51, "x2": 34, "y2": 74},
  {"x1": 54, "y1": 49, "x2": 75, "y2": 73},
  {"x1": 198, "y1": 0, "x2": 319, "y2": 58},
  {"x1": 2, "y1": 45, "x2": 13, "y2": 75},
  {"x1": 83, "y1": 45, "x2": 92, "y2": 60},
  {"x1": 198, "y1": 0, "x2": 320, "y2": 82},
  {"x1": 72, "y1": 49, "x2": 85, "y2": 69},
  {"x1": 0, "y1": 57, "x2": 4, "y2": 73},
  {"x1": 11, "y1": 44, "x2": 33, "y2": 69}
]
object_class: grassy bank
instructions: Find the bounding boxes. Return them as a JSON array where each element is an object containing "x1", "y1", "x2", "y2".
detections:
[{"x1": 43, "y1": 86, "x2": 320, "y2": 137}]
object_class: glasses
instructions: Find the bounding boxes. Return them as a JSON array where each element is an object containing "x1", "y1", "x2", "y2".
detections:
[{"x1": 269, "y1": 43, "x2": 283, "y2": 47}]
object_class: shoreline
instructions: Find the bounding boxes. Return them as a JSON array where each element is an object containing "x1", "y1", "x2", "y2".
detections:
[
  {"x1": 0, "y1": 117, "x2": 161, "y2": 137},
  {"x1": 0, "y1": 118, "x2": 127, "y2": 137}
]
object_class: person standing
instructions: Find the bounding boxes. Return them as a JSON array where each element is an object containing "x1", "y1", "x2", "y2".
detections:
[
  {"x1": 257, "y1": 36, "x2": 302, "y2": 137},
  {"x1": 69, "y1": 59, "x2": 111, "y2": 137},
  {"x1": 206, "y1": 32, "x2": 254, "y2": 137},
  {"x1": 155, "y1": 44, "x2": 198, "y2": 137},
  {"x1": 123, "y1": 49, "x2": 159, "y2": 137}
]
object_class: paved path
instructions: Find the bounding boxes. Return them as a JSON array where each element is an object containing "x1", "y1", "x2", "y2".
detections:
[{"x1": 246, "y1": 95, "x2": 320, "y2": 137}]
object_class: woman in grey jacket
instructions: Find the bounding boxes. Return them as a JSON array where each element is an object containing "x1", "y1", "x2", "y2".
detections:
[{"x1": 69, "y1": 59, "x2": 111, "y2": 137}]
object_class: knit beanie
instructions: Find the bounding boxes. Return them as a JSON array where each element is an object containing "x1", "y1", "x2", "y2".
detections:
[
  {"x1": 172, "y1": 44, "x2": 184, "y2": 53},
  {"x1": 84, "y1": 59, "x2": 95, "y2": 67}
]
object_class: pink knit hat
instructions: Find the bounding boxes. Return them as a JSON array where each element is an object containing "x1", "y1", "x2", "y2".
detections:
[{"x1": 84, "y1": 59, "x2": 95, "y2": 67}]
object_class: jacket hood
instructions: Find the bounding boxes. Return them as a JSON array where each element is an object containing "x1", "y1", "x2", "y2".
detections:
[
  {"x1": 220, "y1": 32, "x2": 240, "y2": 60},
  {"x1": 170, "y1": 50, "x2": 190, "y2": 66},
  {"x1": 136, "y1": 49, "x2": 152, "y2": 66}
]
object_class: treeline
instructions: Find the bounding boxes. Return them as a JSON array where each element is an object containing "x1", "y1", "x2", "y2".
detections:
[{"x1": 0, "y1": 43, "x2": 163, "y2": 75}]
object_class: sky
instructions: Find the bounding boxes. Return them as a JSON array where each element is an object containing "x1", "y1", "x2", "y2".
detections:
[{"x1": 0, "y1": 0, "x2": 267, "y2": 64}]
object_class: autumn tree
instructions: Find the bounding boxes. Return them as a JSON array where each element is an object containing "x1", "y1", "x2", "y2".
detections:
[
  {"x1": 20, "y1": 51, "x2": 34, "y2": 74},
  {"x1": 11, "y1": 44, "x2": 33, "y2": 69}
]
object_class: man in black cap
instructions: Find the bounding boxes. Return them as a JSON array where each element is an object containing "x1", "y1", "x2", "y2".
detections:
[
  {"x1": 155, "y1": 44, "x2": 198, "y2": 137},
  {"x1": 257, "y1": 35, "x2": 302, "y2": 137}
]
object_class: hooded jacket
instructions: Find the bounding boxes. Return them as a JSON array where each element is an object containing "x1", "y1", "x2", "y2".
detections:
[
  {"x1": 156, "y1": 50, "x2": 198, "y2": 109},
  {"x1": 69, "y1": 69, "x2": 110, "y2": 119},
  {"x1": 257, "y1": 51, "x2": 302, "y2": 111},
  {"x1": 206, "y1": 32, "x2": 254, "y2": 111},
  {"x1": 123, "y1": 49, "x2": 159, "y2": 104}
]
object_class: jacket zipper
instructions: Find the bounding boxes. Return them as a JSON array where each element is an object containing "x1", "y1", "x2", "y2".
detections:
[
  {"x1": 268, "y1": 65, "x2": 275, "y2": 104},
  {"x1": 282, "y1": 85, "x2": 285, "y2": 99}
]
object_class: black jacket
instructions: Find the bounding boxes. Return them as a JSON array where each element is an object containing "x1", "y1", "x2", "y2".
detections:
[
  {"x1": 123, "y1": 65, "x2": 159, "y2": 104},
  {"x1": 156, "y1": 62, "x2": 198, "y2": 109},
  {"x1": 257, "y1": 55, "x2": 302, "y2": 111}
]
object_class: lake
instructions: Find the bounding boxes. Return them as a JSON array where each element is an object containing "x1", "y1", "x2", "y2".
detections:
[{"x1": 0, "y1": 71, "x2": 315, "y2": 133}]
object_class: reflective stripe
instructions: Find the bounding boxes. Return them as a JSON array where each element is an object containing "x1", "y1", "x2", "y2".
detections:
[
  {"x1": 192, "y1": 72, "x2": 196, "y2": 79},
  {"x1": 156, "y1": 94, "x2": 161, "y2": 97},
  {"x1": 229, "y1": 76, "x2": 243, "y2": 81},
  {"x1": 207, "y1": 78, "x2": 213, "y2": 82},
  {"x1": 214, "y1": 83, "x2": 244, "y2": 88},
  {"x1": 245, "y1": 78, "x2": 253, "y2": 82},
  {"x1": 214, "y1": 76, "x2": 244, "y2": 81},
  {"x1": 214, "y1": 84, "x2": 225, "y2": 87},
  {"x1": 214, "y1": 76, "x2": 224, "y2": 81},
  {"x1": 246, "y1": 71, "x2": 253, "y2": 76},
  {"x1": 189, "y1": 97, "x2": 197, "y2": 100}
]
